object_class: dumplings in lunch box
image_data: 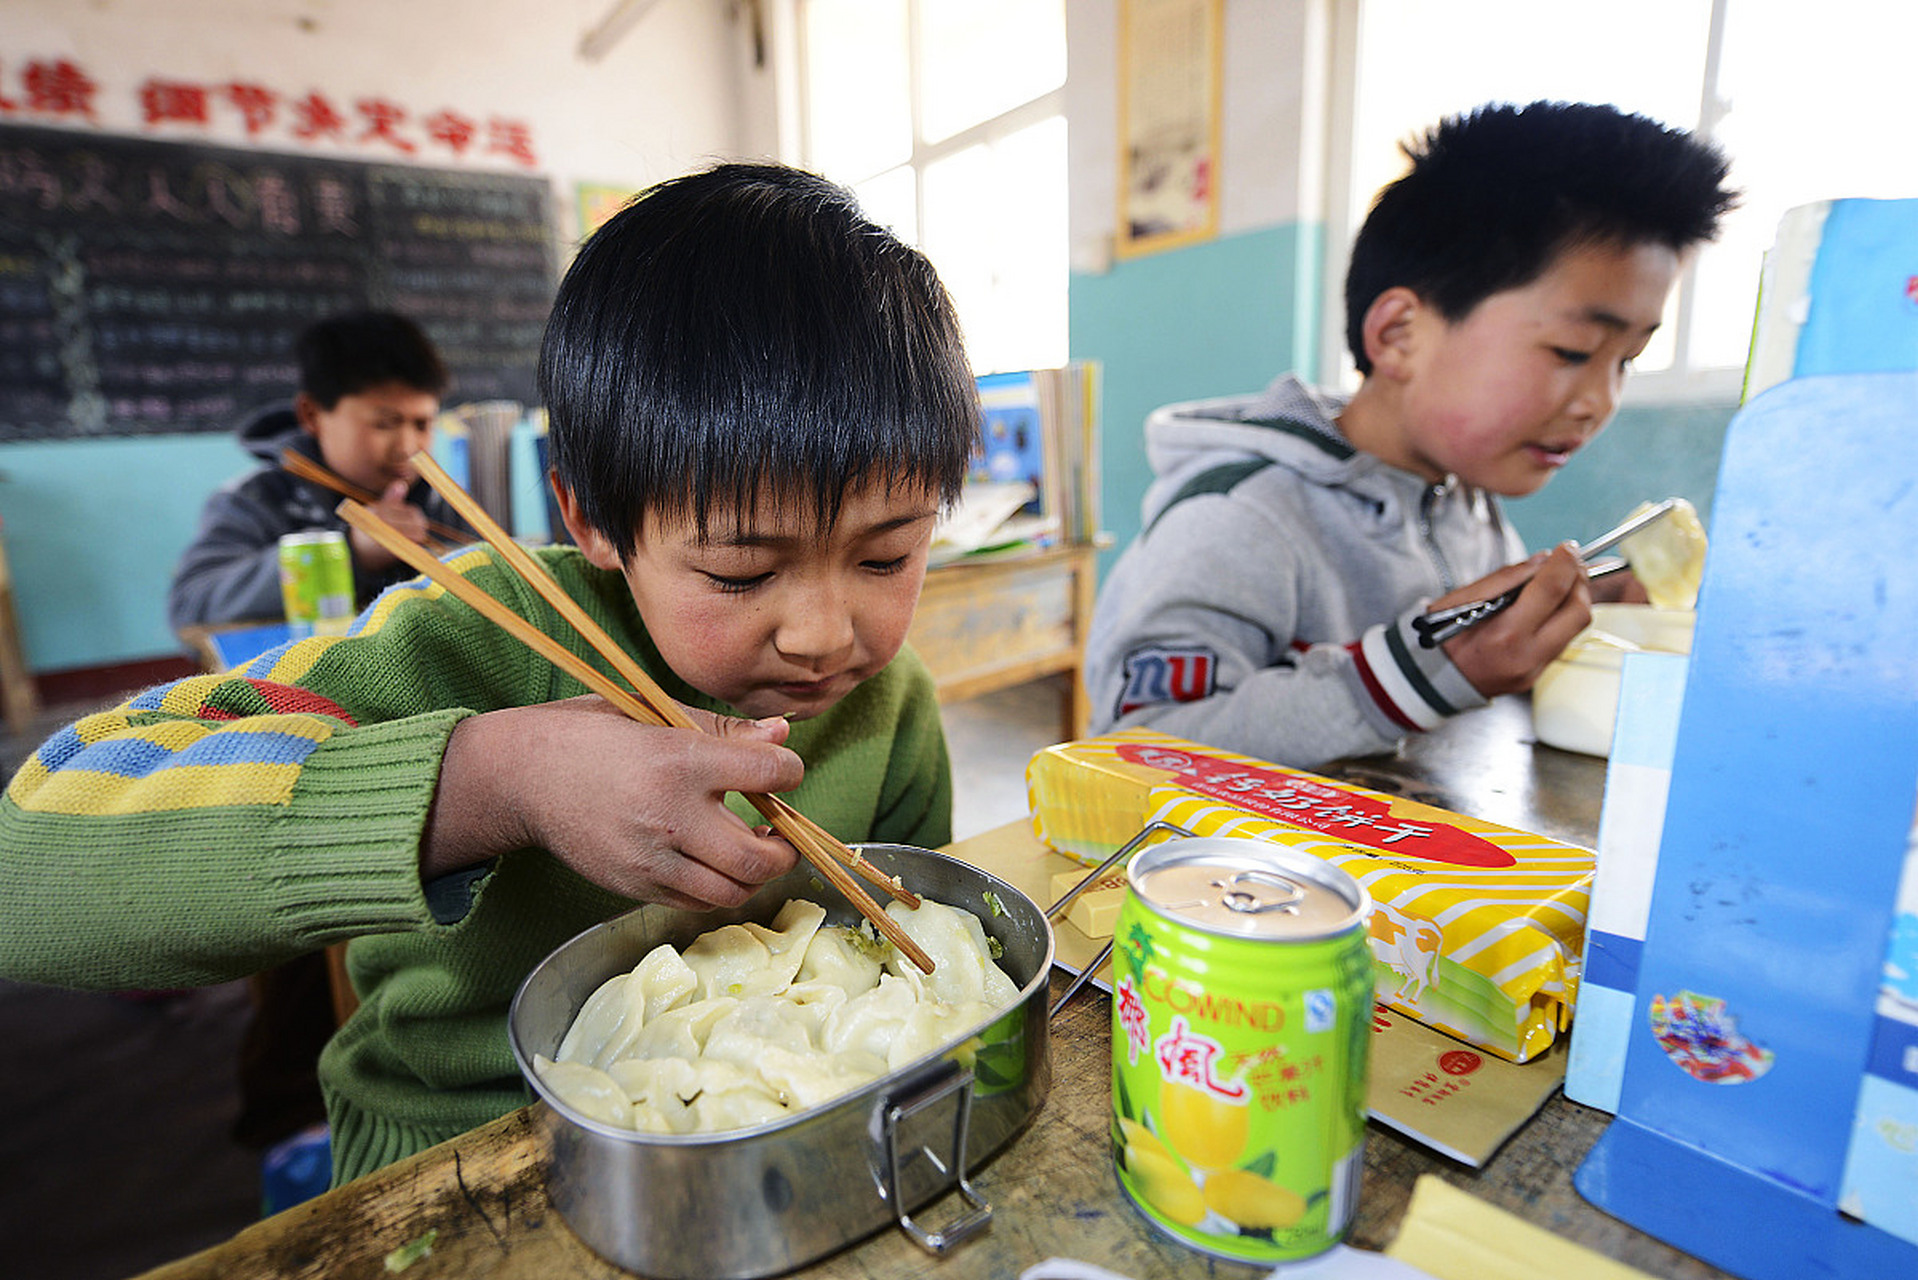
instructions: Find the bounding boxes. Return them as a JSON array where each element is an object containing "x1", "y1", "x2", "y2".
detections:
[{"x1": 533, "y1": 897, "x2": 1020, "y2": 1134}]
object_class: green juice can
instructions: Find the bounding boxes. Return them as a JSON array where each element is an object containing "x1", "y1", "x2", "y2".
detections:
[
  {"x1": 1110, "y1": 836, "x2": 1373, "y2": 1263},
  {"x1": 277, "y1": 530, "x2": 354, "y2": 639}
]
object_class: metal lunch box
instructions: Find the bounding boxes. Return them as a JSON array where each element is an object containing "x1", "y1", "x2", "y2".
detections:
[{"x1": 507, "y1": 843, "x2": 1056, "y2": 1279}]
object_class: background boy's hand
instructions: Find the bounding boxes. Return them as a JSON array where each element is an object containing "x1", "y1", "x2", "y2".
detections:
[
  {"x1": 423, "y1": 696, "x2": 805, "y2": 911},
  {"x1": 1434, "y1": 544, "x2": 1592, "y2": 698},
  {"x1": 346, "y1": 479, "x2": 433, "y2": 569}
]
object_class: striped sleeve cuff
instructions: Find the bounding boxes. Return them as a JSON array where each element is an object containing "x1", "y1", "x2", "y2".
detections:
[{"x1": 1350, "y1": 619, "x2": 1486, "y2": 734}]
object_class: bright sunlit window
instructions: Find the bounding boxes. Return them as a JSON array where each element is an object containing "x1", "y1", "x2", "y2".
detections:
[
  {"x1": 1339, "y1": 0, "x2": 1918, "y2": 398},
  {"x1": 799, "y1": 0, "x2": 1067, "y2": 376}
]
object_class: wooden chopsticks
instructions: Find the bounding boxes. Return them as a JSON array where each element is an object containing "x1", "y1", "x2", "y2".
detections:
[
  {"x1": 334, "y1": 458, "x2": 935, "y2": 974},
  {"x1": 281, "y1": 449, "x2": 469, "y2": 549}
]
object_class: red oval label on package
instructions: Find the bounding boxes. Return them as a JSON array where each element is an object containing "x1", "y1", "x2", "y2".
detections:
[{"x1": 1116, "y1": 743, "x2": 1517, "y2": 869}]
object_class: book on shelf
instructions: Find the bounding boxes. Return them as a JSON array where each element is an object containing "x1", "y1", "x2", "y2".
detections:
[
  {"x1": 932, "y1": 361, "x2": 1102, "y2": 565},
  {"x1": 435, "y1": 399, "x2": 521, "y2": 529}
]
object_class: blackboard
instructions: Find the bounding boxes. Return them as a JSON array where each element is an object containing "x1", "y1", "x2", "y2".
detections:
[{"x1": 0, "y1": 123, "x2": 556, "y2": 441}]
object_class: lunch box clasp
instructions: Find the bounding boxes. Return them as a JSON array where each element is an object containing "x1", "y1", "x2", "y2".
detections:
[{"x1": 882, "y1": 1068, "x2": 992, "y2": 1254}]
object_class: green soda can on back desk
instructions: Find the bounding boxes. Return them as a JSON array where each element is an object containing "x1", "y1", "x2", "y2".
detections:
[
  {"x1": 1110, "y1": 837, "x2": 1373, "y2": 1264},
  {"x1": 277, "y1": 530, "x2": 354, "y2": 639}
]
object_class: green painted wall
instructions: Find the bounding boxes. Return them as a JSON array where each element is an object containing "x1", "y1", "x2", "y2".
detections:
[
  {"x1": 0, "y1": 434, "x2": 248, "y2": 675},
  {"x1": 1070, "y1": 222, "x2": 1322, "y2": 567}
]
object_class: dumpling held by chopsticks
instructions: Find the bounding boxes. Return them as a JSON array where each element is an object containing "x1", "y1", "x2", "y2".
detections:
[{"x1": 1619, "y1": 497, "x2": 1707, "y2": 610}]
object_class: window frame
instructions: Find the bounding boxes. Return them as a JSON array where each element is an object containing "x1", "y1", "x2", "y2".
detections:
[
  {"x1": 1316, "y1": 0, "x2": 1747, "y2": 406},
  {"x1": 792, "y1": 0, "x2": 1066, "y2": 249}
]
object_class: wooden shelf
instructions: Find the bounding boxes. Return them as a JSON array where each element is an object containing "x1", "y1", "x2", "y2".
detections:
[{"x1": 908, "y1": 543, "x2": 1097, "y2": 741}]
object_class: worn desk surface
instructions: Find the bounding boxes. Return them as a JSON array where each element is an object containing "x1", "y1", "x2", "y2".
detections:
[{"x1": 136, "y1": 698, "x2": 1732, "y2": 1280}]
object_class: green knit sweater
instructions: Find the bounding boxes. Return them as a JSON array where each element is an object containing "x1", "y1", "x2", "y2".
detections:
[{"x1": 0, "y1": 545, "x2": 953, "y2": 1185}]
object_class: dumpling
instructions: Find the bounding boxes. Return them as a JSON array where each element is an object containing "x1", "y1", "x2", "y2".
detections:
[
  {"x1": 542, "y1": 895, "x2": 1023, "y2": 1134},
  {"x1": 553, "y1": 972, "x2": 637, "y2": 1067},
  {"x1": 765, "y1": 980, "x2": 848, "y2": 1038},
  {"x1": 690, "y1": 1077, "x2": 790, "y2": 1131},
  {"x1": 795, "y1": 924, "x2": 886, "y2": 998},
  {"x1": 743, "y1": 899, "x2": 828, "y2": 987},
  {"x1": 610, "y1": 1056, "x2": 787, "y2": 1133},
  {"x1": 626, "y1": 996, "x2": 737, "y2": 1061},
  {"x1": 534, "y1": 1055, "x2": 632, "y2": 1128},
  {"x1": 821, "y1": 974, "x2": 919, "y2": 1061},
  {"x1": 682, "y1": 925, "x2": 773, "y2": 1000},
  {"x1": 757, "y1": 1045, "x2": 886, "y2": 1110},
  {"x1": 884, "y1": 899, "x2": 1020, "y2": 1009},
  {"x1": 1619, "y1": 497, "x2": 1708, "y2": 610},
  {"x1": 630, "y1": 943, "x2": 699, "y2": 1019},
  {"x1": 887, "y1": 999, "x2": 994, "y2": 1069},
  {"x1": 684, "y1": 899, "x2": 828, "y2": 1000},
  {"x1": 554, "y1": 944, "x2": 699, "y2": 1070},
  {"x1": 701, "y1": 995, "x2": 819, "y2": 1070}
]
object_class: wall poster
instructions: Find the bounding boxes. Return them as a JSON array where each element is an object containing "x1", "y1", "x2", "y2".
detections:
[{"x1": 1115, "y1": 0, "x2": 1222, "y2": 259}]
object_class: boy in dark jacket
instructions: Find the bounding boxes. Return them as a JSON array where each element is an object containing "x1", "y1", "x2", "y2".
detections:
[{"x1": 167, "y1": 310, "x2": 471, "y2": 633}]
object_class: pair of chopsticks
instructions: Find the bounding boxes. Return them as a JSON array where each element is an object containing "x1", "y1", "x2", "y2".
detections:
[
  {"x1": 1411, "y1": 499, "x2": 1677, "y2": 649},
  {"x1": 335, "y1": 450, "x2": 936, "y2": 974},
  {"x1": 281, "y1": 449, "x2": 470, "y2": 551}
]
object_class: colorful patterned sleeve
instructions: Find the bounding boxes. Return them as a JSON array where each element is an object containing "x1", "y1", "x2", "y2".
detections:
[{"x1": 0, "y1": 547, "x2": 560, "y2": 991}]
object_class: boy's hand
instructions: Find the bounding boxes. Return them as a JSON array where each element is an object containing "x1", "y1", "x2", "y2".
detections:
[
  {"x1": 1434, "y1": 544, "x2": 1592, "y2": 698},
  {"x1": 346, "y1": 479, "x2": 433, "y2": 569},
  {"x1": 422, "y1": 696, "x2": 804, "y2": 911}
]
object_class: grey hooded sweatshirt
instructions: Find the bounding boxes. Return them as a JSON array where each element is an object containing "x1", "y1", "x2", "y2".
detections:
[{"x1": 1083, "y1": 374, "x2": 1527, "y2": 767}]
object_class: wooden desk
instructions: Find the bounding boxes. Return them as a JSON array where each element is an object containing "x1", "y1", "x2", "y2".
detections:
[
  {"x1": 175, "y1": 620, "x2": 296, "y2": 675},
  {"x1": 135, "y1": 698, "x2": 1732, "y2": 1280},
  {"x1": 909, "y1": 544, "x2": 1098, "y2": 741}
]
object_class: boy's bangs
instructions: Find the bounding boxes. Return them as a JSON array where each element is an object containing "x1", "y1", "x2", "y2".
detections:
[{"x1": 654, "y1": 333, "x2": 975, "y2": 539}]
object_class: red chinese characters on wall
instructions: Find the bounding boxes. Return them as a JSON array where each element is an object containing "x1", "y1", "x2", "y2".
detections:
[
  {"x1": 1, "y1": 56, "x2": 538, "y2": 169},
  {"x1": 139, "y1": 78, "x2": 211, "y2": 126},
  {"x1": 0, "y1": 58, "x2": 100, "y2": 119}
]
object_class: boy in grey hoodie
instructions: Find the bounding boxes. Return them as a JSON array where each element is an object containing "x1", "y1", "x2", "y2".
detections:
[{"x1": 1085, "y1": 101, "x2": 1736, "y2": 766}]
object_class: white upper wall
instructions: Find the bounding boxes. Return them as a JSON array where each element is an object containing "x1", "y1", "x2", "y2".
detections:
[
  {"x1": 7, "y1": 0, "x2": 1327, "y2": 266},
  {"x1": 2, "y1": 0, "x2": 773, "y2": 247}
]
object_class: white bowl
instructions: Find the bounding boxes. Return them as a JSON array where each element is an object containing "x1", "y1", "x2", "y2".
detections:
[
  {"x1": 1587, "y1": 602, "x2": 1695, "y2": 654},
  {"x1": 1531, "y1": 606, "x2": 1693, "y2": 757}
]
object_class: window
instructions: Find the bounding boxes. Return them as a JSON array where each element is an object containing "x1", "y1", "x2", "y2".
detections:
[
  {"x1": 798, "y1": 0, "x2": 1067, "y2": 376},
  {"x1": 1330, "y1": 0, "x2": 1918, "y2": 399}
]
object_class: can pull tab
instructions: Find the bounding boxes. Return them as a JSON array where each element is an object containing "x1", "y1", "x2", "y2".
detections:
[{"x1": 1216, "y1": 870, "x2": 1306, "y2": 915}]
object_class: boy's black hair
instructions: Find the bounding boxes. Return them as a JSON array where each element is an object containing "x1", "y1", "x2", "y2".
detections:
[
  {"x1": 540, "y1": 162, "x2": 979, "y2": 556},
  {"x1": 296, "y1": 310, "x2": 451, "y2": 406},
  {"x1": 1344, "y1": 100, "x2": 1738, "y2": 374}
]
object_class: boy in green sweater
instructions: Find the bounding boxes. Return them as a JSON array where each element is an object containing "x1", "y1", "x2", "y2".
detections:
[{"x1": 0, "y1": 163, "x2": 980, "y2": 1187}]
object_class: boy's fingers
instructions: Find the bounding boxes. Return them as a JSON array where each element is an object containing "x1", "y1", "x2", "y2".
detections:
[
  {"x1": 383, "y1": 479, "x2": 410, "y2": 503},
  {"x1": 1430, "y1": 551, "x2": 1547, "y2": 613},
  {"x1": 669, "y1": 721, "x2": 803, "y2": 796},
  {"x1": 682, "y1": 705, "x2": 793, "y2": 747}
]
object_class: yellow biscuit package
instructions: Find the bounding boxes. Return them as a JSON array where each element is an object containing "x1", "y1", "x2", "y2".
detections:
[{"x1": 1027, "y1": 729, "x2": 1594, "y2": 1063}]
